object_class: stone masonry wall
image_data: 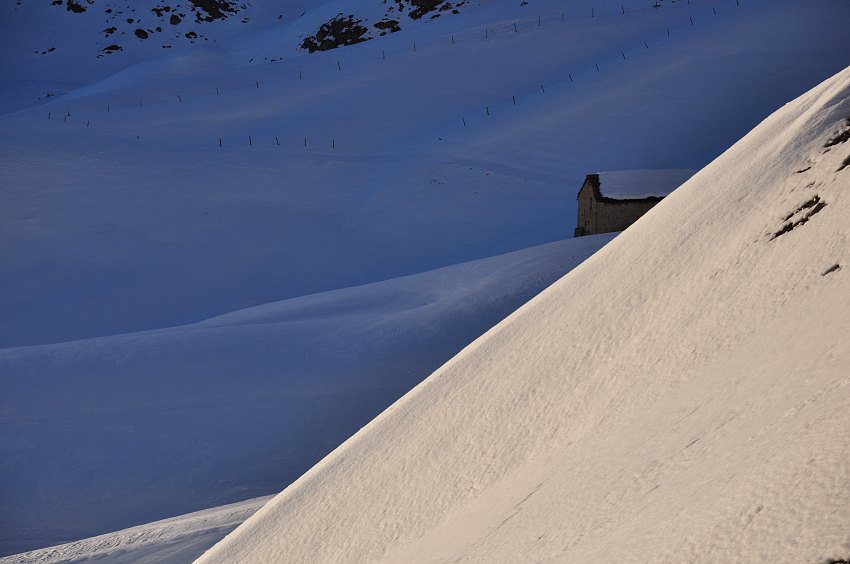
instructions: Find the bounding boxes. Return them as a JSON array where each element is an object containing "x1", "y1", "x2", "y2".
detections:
[
  {"x1": 574, "y1": 174, "x2": 663, "y2": 236},
  {"x1": 593, "y1": 198, "x2": 661, "y2": 233}
]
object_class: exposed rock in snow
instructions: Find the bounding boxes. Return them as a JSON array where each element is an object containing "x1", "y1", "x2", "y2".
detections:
[{"x1": 301, "y1": 14, "x2": 371, "y2": 53}]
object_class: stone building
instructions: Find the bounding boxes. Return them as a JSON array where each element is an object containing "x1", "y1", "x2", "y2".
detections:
[{"x1": 573, "y1": 170, "x2": 695, "y2": 237}]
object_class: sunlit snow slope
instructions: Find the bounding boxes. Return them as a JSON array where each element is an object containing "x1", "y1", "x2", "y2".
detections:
[
  {"x1": 2, "y1": 0, "x2": 850, "y2": 558},
  {"x1": 200, "y1": 67, "x2": 850, "y2": 564}
]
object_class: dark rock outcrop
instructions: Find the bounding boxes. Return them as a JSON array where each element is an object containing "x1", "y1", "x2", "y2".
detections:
[
  {"x1": 190, "y1": 0, "x2": 238, "y2": 22},
  {"x1": 301, "y1": 14, "x2": 370, "y2": 53},
  {"x1": 374, "y1": 19, "x2": 401, "y2": 34}
]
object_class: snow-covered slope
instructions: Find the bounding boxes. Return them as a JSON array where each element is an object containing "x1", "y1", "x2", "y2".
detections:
[
  {"x1": 1, "y1": 496, "x2": 270, "y2": 564},
  {"x1": 0, "y1": 235, "x2": 612, "y2": 556},
  {"x1": 199, "y1": 67, "x2": 850, "y2": 563},
  {"x1": 0, "y1": 0, "x2": 476, "y2": 113},
  {"x1": 3, "y1": 0, "x2": 849, "y2": 347},
  {"x1": 3, "y1": 0, "x2": 850, "y2": 558}
]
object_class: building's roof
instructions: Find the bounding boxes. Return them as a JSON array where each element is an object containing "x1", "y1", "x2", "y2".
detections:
[{"x1": 594, "y1": 169, "x2": 697, "y2": 199}]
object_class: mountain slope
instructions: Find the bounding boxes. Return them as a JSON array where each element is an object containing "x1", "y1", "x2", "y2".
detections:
[
  {"x1": 3, "y1": 0, "x2": 849, "y2": 346},
  {"x1": 0, "y1": 235, "x2": 612, "y2": 556},
  {"x1": 2, "y1": 0, "x2": 850, "y2": 558},
  {"x1": 0, "y1": 497, "x2": 271, "y2": 564},
  {"x1": 199, "y1": 67, "x2": 850, "y2": 563}
]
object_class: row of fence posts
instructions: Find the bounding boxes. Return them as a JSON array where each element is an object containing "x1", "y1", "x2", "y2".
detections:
[
  {"x1": 217, "y1": 136, "x2": 337, "y2": 149},
  {"x1": 49, "y1": 0, "x2": 732, "y2": 117},
  {"x1": 457, "y1": 0, "x2": 737, "y2": 128},
  {"x1": 51, "y1": 0, "x2": 733, "y2": 115},
  {"x1": 45, "y1": 0, "x2": 739, "y2": 148}
]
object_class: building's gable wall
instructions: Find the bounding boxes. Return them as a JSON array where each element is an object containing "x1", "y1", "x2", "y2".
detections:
[
  {"x1": 575, "y1": 182, "x2": 596, "y2": 237},
  {"x1": 574, "y1": 174, "x2": 664, "y2": 237}
]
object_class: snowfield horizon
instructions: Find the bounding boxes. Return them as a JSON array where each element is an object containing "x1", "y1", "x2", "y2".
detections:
[{"x1": 1, "y1": 0, "x2": 849, "y2": 561}]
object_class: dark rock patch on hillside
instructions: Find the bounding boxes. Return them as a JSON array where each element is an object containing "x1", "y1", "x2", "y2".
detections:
[
  {"x1": 824, "y1": 117, "x2": 850, "y2": 149},
  {"x1": 300, "y1": 0, "x2": 466, "y2": 52},
  {"x1": 301, "y1": 14, "x2": 370, "y2": 53},
  {"x1": 64, "y1": 0, "x2": 90, "y2": 13},
  {"x1": 190, "y1": 0, "x2": 239, "y2": 22},
  {"x1": 771, "y1": 195, "x2": 827, "y2": 240},
  {"x1": 373, "y1": 19, "x2": 401, "y2": 35},
  {"x1": 50, "y1": 0, "x2": 249, "y2": 55},
  {"x1": 393, "y1": 0, "x2": 464, "y2": 20},
  {"x1": 151, "y1": 5, "x2": 171, "y2": 17},
  {"x1": 407, "y1": 0, "x2": 444, "y2": 20}
]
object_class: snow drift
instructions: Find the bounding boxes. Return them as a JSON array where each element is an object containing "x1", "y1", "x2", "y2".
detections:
[
  {"x1": 0, "y1": 236, "x2": 611, "y2": 556},
  {"x1": 200, "y1": 67, "x2": 850, "y2": 563}
]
